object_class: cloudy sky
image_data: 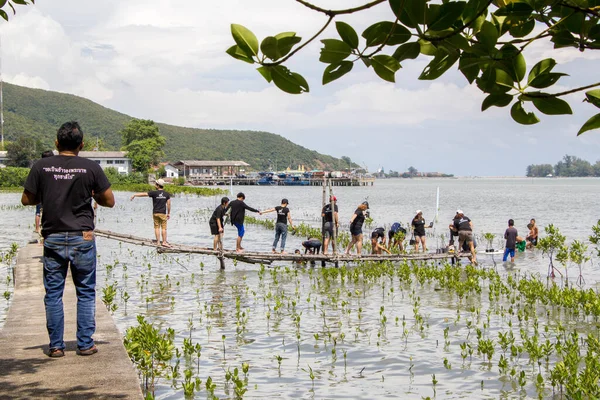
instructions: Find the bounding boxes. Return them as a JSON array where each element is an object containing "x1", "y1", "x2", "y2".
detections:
[{"x1": 1, "y1": 0, "x2": 599, "y2": 176}]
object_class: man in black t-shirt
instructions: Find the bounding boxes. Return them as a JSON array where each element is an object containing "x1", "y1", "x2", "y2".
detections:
[
  {"x1": 321, "y1": 196, "x2": 339, "y2": 254},
  {"x1": 225, "y1": 192, "x2": 261, "y2": 252},
  {"x1": 263, "y1": 198, "x2": 296, "y2": 253},
  {"x1": 22, "y1": 121, "x2": 115, "y2": 358},
  {"x1": 131, "y1": 179, "x2": 172, "y2": 247},
  {"x1": 209, "y1": 197, "x2": 229, "y2": 250}
]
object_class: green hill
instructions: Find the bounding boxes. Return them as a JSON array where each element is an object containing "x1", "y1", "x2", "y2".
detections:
[{"x1": 2, "y1": 82, "x2": 354, "y2": 170}]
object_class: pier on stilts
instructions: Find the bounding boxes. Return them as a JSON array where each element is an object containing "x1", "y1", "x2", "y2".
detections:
[{"x1": 94, "y1": 229, "x2": 470, "y2": 269}]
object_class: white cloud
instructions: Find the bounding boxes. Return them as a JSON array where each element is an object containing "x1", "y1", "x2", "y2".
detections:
[{"x1": 0, "y1": 1, "x2": 598, "y2": 175}]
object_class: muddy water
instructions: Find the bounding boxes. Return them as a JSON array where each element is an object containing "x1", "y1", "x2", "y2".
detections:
[{"x1": 1, "y1": 177, "x2": 600, "y2": 399}]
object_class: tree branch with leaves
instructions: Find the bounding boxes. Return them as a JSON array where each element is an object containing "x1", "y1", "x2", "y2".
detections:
[{"x1": 227, "y1": 0, "x2": 600, "y2": 135}]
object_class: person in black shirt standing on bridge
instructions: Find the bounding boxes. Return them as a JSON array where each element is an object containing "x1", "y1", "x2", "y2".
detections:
[
  {"x1": 131, "y1": 179, "x2": 172, "y2": 247},
  {"x1": 321, "y1": 196, "x2": 339, "y2": 254},
  {"x1": 263, "y1": 198, "x2": 296, "y2": 253},
  {"x1": 22, "y1": 121, "x2": 115, "y2": 357},
  {"x1": 226, "y1": 192, "x2": 261, "y2": 253},
  {"x1": 345, "y1": 201, "x2": 369, "y2": 255}
]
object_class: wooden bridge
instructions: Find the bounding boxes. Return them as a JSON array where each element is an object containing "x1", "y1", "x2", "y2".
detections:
[{"x1": 94, "y1": 229, "x2": 469, "y2": 268}]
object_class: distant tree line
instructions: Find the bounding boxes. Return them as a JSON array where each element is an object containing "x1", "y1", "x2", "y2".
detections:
[
  {"x1": 527, "y1": 155, "x2": 600, "y2": 177},
  {"x1": 385, "y1": 166, "x2": 453, "y2": 178}
]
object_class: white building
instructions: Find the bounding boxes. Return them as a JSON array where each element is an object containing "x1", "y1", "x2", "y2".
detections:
[
  {"x1": 78, "y1": 151, "x2": 132, "y2": 175},
  {"x1": 172, "y1": 160, "x2": 249, "y2": 179},
  {"x1": 165, "y1": 164, "x2": 179, "y2": 179}
]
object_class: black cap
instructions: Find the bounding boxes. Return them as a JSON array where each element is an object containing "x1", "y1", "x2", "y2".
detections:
[
  {"x1": 362, "y1": 201, "x2": 369, "y2": 209},
  {"x1": 237, "y1": 192, "x2": 245, "y2": 199},
  {"x1": 282, "y1": 198, "x2": 289, "y2": 204}
]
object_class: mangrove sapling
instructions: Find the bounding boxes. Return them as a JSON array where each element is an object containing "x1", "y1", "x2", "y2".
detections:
[
  {"x1": 589, "y1": 220, "x2": 600, "y2": 258},
  {"x1": 569, "y1": 240, "x2": 589, "y2": 286},
  {"x1": 483, "y1": 233, "x2": 496, "y2": 252},
  {"x1": 556, "y1": 245, "x2": 570, "y2": 283},
  {"x1": 537, "y1": 224, "x2": 566, "y2": 278},
  {"x1": 123, "y1": 316, "x2": 176, "y2": 398}
]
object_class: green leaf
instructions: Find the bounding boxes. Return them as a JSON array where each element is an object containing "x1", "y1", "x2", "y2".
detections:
[
  {"x1": 419, "y1": 48, "x2": 459, "y2": 80},
  {"x1": 532, "y1": 97, "x2": 573, "y2": 115},
  {"x1": 498, "y1": 44, "x2": 526, "y2": 82},
  {"x1": 550, "y1": 29, "x2": 577, "y2": 49},
  {"x1": 275, "y1": 33, "x2": 302, "y2": 58},
  {"x1": 392, "y1": 42, "x2": 421, "y2": 62},
  {"x1": 260, "y1": 36, "x2": 280, "y2": 60},
  {"x1": 371, "y1": 55, "x2": 401, "y2": 83},
  {"x1": 476, "y1": 21, "x2": 498, "y2": 51},
  {"x1": 362, "y1": 21, "x2": 411, "y2": 47},
  {"x1": 529, "y1": 73, "x2": 567, "y2": 89},
  {"x1": 577, "y1": 113, "x2": 600, "y2": 135},
  {"x1": 584, "y1": 90, "x2": 600, "y2": 108},
  {"x1": 336, "y1": 21, "x2": 359, "y2": 49},
  {"x1": 319, "y1": 39, "x2": 352, "y2": 64},
  {"x1": 494, "y1": 2, "x2": 533, "y2": 18},
  {"x1": 225, "y1": 45, "x2": 255, "y2": 64},
  {"x1": 322, "y1": 61, "x2": 354, "y2": 85},
  {"x1": 257, "y1": 66, "x2": 272, "y2": 83},
  {"x1": 459, "y1": 53, "x2": 481, "y2": 84},
  {"x1": 508, "y1": 18, "x2": 535, "y2": 38},
  {"x1": 462, "y1": 0, "x2": 489, "y2": 23},
  {"x1": 481, "y1": 94, "x2": 513, "y2": 111},
  {"x1": 527, "y1": 58, "x2": 556, "y2": 84},
  {"x1": 495, "y1": 69, "x2": 514, "y2": 91},
  {"x1": 231, "y1": 24, "x2": 259, "y2": 57},
  {"x1": 390, "y1": 0, "x2": 425, "y2": 28},
  {"x1": 428, "y1": 2, "x2": 466, "y2": 31},
  {"x1": 418, "y1": 39, "x2": 437, "y2": 56},
  {"x1": 271, "y1": 66, "x2": 309, "y2": 94},
  {"x1": 511, "y1": 101, "x2": 540, "y2": 125}
]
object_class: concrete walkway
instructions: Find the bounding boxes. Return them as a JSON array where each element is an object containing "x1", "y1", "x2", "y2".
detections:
[{"x1": 0, "y1": 243, "x2": 143, "y2": 399}]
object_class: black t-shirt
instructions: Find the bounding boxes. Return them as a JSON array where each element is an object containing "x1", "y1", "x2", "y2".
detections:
[
  {"x1": 412, "y1": 217, "x2": 426, "y2": 236},
  {"x1": 505, "y1": 226, "x2": 518, "y2": 249},
  {"x1": 322, "y1": 203, "x2": 339, "y2": 223},
  {"x1": 303, "y1": 239, "x2": 321, "y2": 249},
  {"x1": 226, "y1": 199, "x2": 259, "y2": 225},
  {"x1": 372, "y1": 227, "x2": 384, "y2": 239},
  {"x1": 350, "y1": 208, "x2": 365, "y2": 231},
  {"x1": 454, "y1": 216, "x2": 472, "y2": 231},
  {"x1": 148, "y1": 190, "x2": 171, "y2": 214},
  {"x1": 24, "y1": 155, "x2": 111, "y2": 236},
  {"x1": 209, "y1": 205, "x2": 227, "y2": 227},
  {"x1": 275, "y1": 206, "x2": 289, "y2": 224}
]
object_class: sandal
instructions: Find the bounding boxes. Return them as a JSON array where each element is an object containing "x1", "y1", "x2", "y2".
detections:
[
  {"x1": 49, "y1": 348, "x2": 64, "y2": 358},
  {"x1": 78, "y1": 345, "x2": 98, "y2": 356}
]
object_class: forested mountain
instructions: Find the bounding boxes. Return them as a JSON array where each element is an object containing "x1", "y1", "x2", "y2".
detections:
[{"x1": 2, "y1": 83, "x2": 354, "y2": 170}]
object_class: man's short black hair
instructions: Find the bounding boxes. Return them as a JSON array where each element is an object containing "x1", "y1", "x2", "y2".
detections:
[
  {"x1": 237, "y1": 192, "x2": 245, "y2": 199},
  {"x1": 57, "y1": 121, "x2": 84, "y2": 151},
  {"x1": 508, "y1": 219, "x2": 514, "y2": 226},
  {"x1": 221, "y1": 196, "x2": 230, "y2": 205},
  {"x1": 41, "y1": 150, "x2": 54, "y2": 158}
]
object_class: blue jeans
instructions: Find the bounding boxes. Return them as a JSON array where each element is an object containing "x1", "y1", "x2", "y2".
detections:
[
  {"x1": 273, "y1": 223, "x2": 288, "y2": 251},
  {"x1": 503, "y1": 248, "x2": 515, "y2": 262},
  {"x1": 43, "y1": 232, "x2": 97, "y2": 351}
]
